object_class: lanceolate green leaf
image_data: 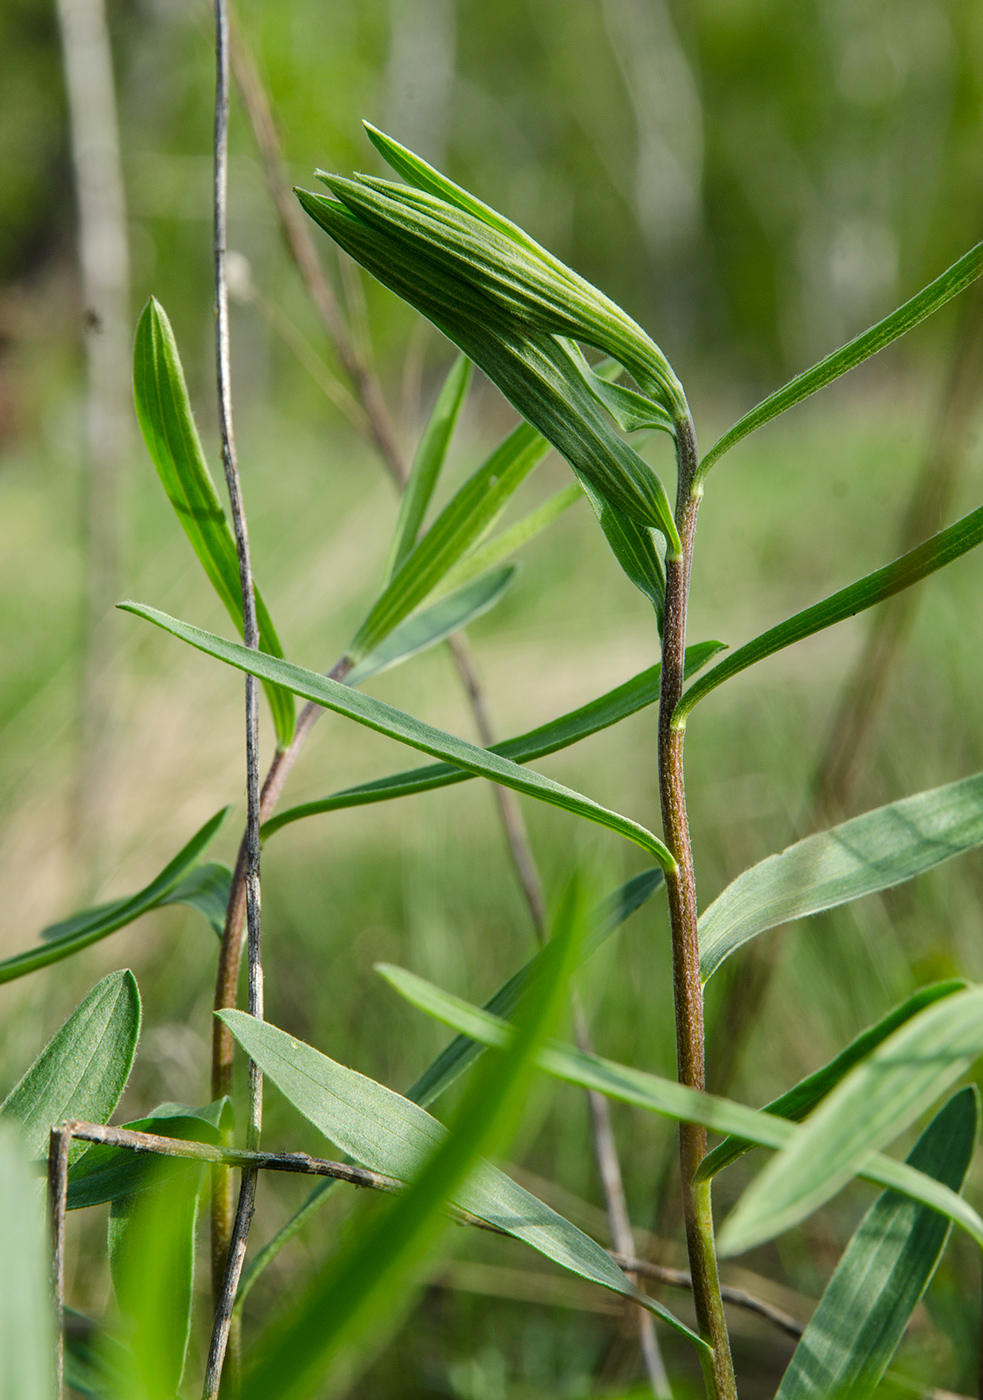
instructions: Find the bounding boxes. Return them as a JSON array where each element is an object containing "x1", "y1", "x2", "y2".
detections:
[
  {"x1": 775, "y1": 1087, "x2": 978, "y2": 1400},
  {"x1": 0, "y1": 971, "x2": 141, "y2": 1159},
  {"x1": 156, "y1": 861, "x2": 232, "y2": 938},
  {"x1": 717, "y1": 984, "x2": 983, "y2": 1258},
  {"x1": 698, "y1": 242, "x2": 983, "y2": 478},
  {"x1": 133, "y1": 298, "x2": 295, "y2": 747},
  {"x1": 0, "y1": 808, "x2": 231, "y2": 985},
  {"x1": 696, "y1": 981, "x2": 966, "y2": 1182},
  {"x1": 698, "y1": 772, "x2": 983, "y2": 983},
  {"x1": 579, "y1": 475, "x2": 666, "y2": 621},
  {"x1": 262, "y1": 642, "x2": 724, "y2": 840},
  {"x1": 346, "y1": 422, "x2": 548, "y2": 666},
  {"x1": 119, "y1": 603, "x2": 677, "y2": 873},
  {"x1": 379, "y1": 966, "x2": 983, "y2": 1249},
  {"x1": 0, "y1": 1127, "x2": 54, "y2": 1400},
  {"x1": 386, "y1": 353, "x2": 471, "y2": 579},
  {"x1": 406, "y1": 867, "x2": 665, "y2": 1107},
  {"x1": 676, "y1": 499, "x2": 983, "y2": 726},
  {"x1": 439, "y1": 483, "x2": 583, "y2": 594},
  {"x1": 222, "y1": 1007, "x2": 703, "y2": 1370},
  {"x1": 346, "y1": 565, "x2": 518, "y2": 686}
]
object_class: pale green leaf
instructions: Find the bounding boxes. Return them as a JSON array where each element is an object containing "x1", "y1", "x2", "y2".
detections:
[
  {"x1": 438, "y1": 482, "x2": 583, "y2": 594},
  {"x1": 0, "y1": 1126, "x2": 54, "y2": 1400}
]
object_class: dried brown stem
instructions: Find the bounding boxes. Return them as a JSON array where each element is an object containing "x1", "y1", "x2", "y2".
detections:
[
  {"x1": 610, "y1": 1255, "x2": 804, "y2": 1341},
  {"x1": 48, "y1": 1124, "x2": 70, "y2": 1400},
  {"x1": 658, "y1": 418, "x2": 736, "y2": 1398}
]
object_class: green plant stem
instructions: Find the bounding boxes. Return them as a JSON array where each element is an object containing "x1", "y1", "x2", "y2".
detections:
[{"x1": 657, "y1": 418, "x2": 737, "y2": 1398}]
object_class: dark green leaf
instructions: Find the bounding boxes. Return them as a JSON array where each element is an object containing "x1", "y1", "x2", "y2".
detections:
[
  {"x1": 698, "y1": 242, "x2": 983, "y2": 478},
  {"x1": 0, "y1": 1127, "x2": 54, "y2": 1399},
  {"x1": 697, "y1": 981, "x2": 966, "y2": 1182},
  {"x1": 677, "y1": 500, "x2": 983, "y2": 726},
  {"x1": 0, "y1": 808, "x2": 230, "y2": 983},
  {"x1": 386, "y1": 353, "x2": 471, "y2": 578},
  {"x1": 717, "y1": 984, "x2": 983, "y2": 1257},
  {"x1": 262, "y1": 642, "x2": 724, "y2": 840},
  {"x1": 346, "y1": 565, "x2": 518, "y2": 686},
  {"x1": 699, "y1": 772, "x2": 983, "y2": 983},
  {"x1": 119, "y1": 603, "x2": 677, "y2": 872},
  {"x1": 0, "y1": 971, "x2": 141, "y2": 1159},
  {"x1": 775, "y1": 1088, "x2": 978, "y2": 1399},
  {"x1": 157, "y1": 861, "x2": 232, "y2": 938},
  {"x1": 133, "y1": 298, "x2": 295, "y2": 747},
  {"x1": 380, "y1": 967, "x2": 983, "y2": 1248},
  {"x1": 578, "y1": 475, "x2": 665, "y2": 623}
]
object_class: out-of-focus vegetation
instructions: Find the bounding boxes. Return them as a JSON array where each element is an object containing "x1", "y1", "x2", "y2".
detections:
[{"x1": 2, "y1": 1, "x2": 983, "y2": 1396}]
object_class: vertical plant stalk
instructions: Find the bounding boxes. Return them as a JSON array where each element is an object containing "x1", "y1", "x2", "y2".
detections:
[
  {"x1": 658, "y1": 419, "x2": 736, "y2": 1398},
  {"x1": 204, "y1": 0, "x2": 263, "y2": 1392},
  {"x1": 48, "y1": 1125, "x2": 70, "y2": 1400},
  {"x1": 56, "y1": 0, "x2": 131, "y2": 883}
]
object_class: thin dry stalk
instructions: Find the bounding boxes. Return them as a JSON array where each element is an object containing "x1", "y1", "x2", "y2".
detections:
[
  {"x1": 611, "y1": 1255, "x2": 804, "y2": 1341},
  {"x1": 48, "y1": 1124, "x2": 70, "y2": 1400}
]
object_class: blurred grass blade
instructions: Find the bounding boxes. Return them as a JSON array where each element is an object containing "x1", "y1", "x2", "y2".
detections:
[
  {"x1": 677, "y1": 499, "x2": 983, "y2": 725},
  {"x1": 157, "y1": 861, "x2": 232, "y2": 937},
  {"x1": 263, "y1": 642, "x2": 724, "y2": 839},
  {"x1": 378, "y1": 966, "x2": 983, "y2": 1248},
  {"x1": 0, "y1": 1126, "x2": 54, "y2": 1399},
  {"x1": 221, "y1": 1006, "x2": 703, "y2": 1353},
  {"x1": 0, "y1": 808, "x2": 231, "y2": 984},
  {"x1": 133, "y1": 298, "x2": 295, "y2": 747},
  {"x1": 407, "y1": 868, "x2": 665, "y2": 1107},
  {"x1": 699, "y1": 242, "x2": 983, "y2": 477},
  {"x1": 107, "y1": 1159, "x2": 204, "y2": 1400},
  {"x1": 775, "y1": 1087, "x2": 978, "y2": 1399},
  {"x1": 717, "y1": 984, "x2": 983, "y2": 1257},
  {"x1": 699, "y1": 773, "x2": 983, "y2": 983},
  {"x1": 0, "y1": 970, "x2": 141, "y2": 1159},
  {"x1": 67, "y1": 1102, "x2": 228, "y2": 1209},
  {"x1": 298, "y1": 190, "x2": 681, "y2": 551},
  {"x1": 438, "y1": 482, "x2": 583, "y2": 593},
  {"x1": 346, "y1": 564, "x2": 517, "y2": 686},
  {"x1": 386, "y1": 353, "x2": 471, "y2": 579},
  {"x1": 697, "y1": 981, "x2": 967, "y2": 1182},
  {"x1": 120, "y1": 603, "x2": 678, "y2": 872},
  {"x1": 347, "y1": 423, "x2": 548, "y2": 666}
]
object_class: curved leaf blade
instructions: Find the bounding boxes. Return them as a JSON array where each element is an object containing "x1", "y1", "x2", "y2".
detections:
[
  {"x1": 697, "y1": 980, "x2": 967, "y2": 1182},
  {"x1": 0, "y1": 808, "x2": 231, "y2": 984},
  {"x1": 386, "y1": 353, "x2": 472, "y2": 578},
  {"x1": 439, "y1": 482, "x2": 583, "y2": 594},
  {"x1": 0, "y1": 970, "x2": 141, "y2": 1159},
  {"x1": 699, "y1": 772, "x2": 983, "y2": 983},
  {"x1": 221, "y1": 1008, "x2": 703, "y2": 1357},
  {"x1": 263, "y1": 641, "x2": 724, "y2": 839},
  {"x1": 677, "y1": 500, "x2": 983, "y2": 726},
  {"x1": 157, "y1": 861, "x2": 232, "y2": 938},
  {"x1": 380, "y1": 966, "x2": 983, "y2": 1249},
  {"x1": 347, "y1": 564, "x2": 517, "y2": 686},
  {"x1": 699, "y1": 242, "x2": 983, "y2": 477},
  {"x1": 0, "y1": 1126, "x2": 54, "y2": 1400},
  {"x1": 775, "y1": 1087, "x2": 978, "y2": 1399},
  {"x1": 119, "y1": 603, "x2": 676, "y2": 872},
  {"x1": 717, "y1": 984, "x2": 983, "y2": 1258},
  {"x1": 133, "y1": 298, "x2": 295, "y2": 747}
]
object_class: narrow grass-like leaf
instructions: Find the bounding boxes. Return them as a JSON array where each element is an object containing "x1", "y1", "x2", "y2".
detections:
[
  {"x1": 263, "y1": 641, "x2": 724, "y2": 839},
  {"x1": 107, "y1": 1160, "x2": 203, "y2": 1400},
  {"x1": 346, "y1": 565, "x2": 517, "y2": 686},
  {"x1": 0, "y1": 971, "x2": 141, "y2": 1159},
  {"x1": 0, "y1": 1126, "x2": 54, "y2": 1400},
  {"x1": 676, "y1": 500, "x2": 983, "y2": 725},
  {"x1": 776, "y1": 1088, "x2": 978, "y2": 1399},
  {"x1": 347, "y1": 423, "x2": 548, "y2": 665},
  {"x1": 298, "y1": 189, "x2": 682, "y2": 551},
  {"x1": 579, "y1": 475, "x2": 666, "y2": 620},
  {"x1": 120, "y1": 603, "x2": 677, "y2": 872},
  {"x1": 406, "y1": 867, "x2": 665, "y2": 1107},
  {"x1": 698, "y1": 242, "x2": 983, "y2": 478},
  {"x1": 699, "y1": 773, "x2": 983, "y2": 983},
  {"x1": 438, "y1": 482, "x2": 583, "y2": 593},
  {"x1": 133, "y1": 298, "x2": 295, "y2": 746},
  {"x1": 0, "y1": 808, "x2": 231, "y2": 984},
  {"x1": 221, "y1": 1008, "x2": 703, "y2": 1355},
  {"x1": 717, "y1": 984, "x2": 983, "y2": 1257},
  {"x1": 696, "y1": 981, "x2": 966, "y2": 1182},
  {"x1": 67, "y1": 1102, "x2": 227, "y2": 1209},
  {"x1": 386, "y1": 353, "x2": 471, "y2": 579},
  {"x1": 379, "y1": 967, "x2": 983, "y2": 1248}
]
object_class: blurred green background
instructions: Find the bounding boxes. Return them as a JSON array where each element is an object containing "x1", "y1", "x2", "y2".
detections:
[{"x1": 2, "y1": 0, "x2": 983, "y2": 1395}]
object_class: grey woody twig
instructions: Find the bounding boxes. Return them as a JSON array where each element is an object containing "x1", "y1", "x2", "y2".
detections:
[
  {"x1": 48, "y1": 1125, "x2": 70, "y2": 1400},
  {"x1": 610, "y1": 1255, "x2": 804, "y2": 1342}
]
